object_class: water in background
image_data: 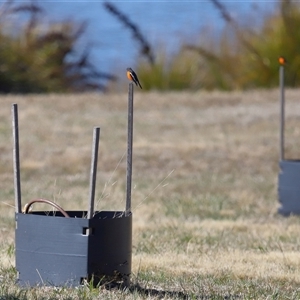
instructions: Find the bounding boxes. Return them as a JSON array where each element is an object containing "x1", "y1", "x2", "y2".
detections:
[{"x1": 15, "y1": 1, "x2": 276, "y2": 83}]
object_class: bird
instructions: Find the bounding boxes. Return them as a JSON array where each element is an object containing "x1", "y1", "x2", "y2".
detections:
[
  {"x1": 278, "y1": 56, "x2": 287, "y2": 65},
  {"x1": 126, "y1": 67, "x2": 142, "y2": 89}
]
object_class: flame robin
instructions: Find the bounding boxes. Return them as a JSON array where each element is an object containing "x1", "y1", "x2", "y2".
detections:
[
  {"x1": 278, "y1": 56, "x2": 287, "y2": 65},
  {"x1": 126, "y1": 68, "x2": 142, "y2": 89}
]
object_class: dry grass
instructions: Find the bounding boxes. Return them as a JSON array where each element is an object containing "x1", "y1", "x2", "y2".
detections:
[{"x1": 0, "y1": 89, "x2": 300, "y2": 298}]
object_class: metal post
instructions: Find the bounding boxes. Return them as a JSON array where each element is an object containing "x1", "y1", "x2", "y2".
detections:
[
  {"x1": 87, "y1": 127, "x2": 100, "y2": 219},
  {"x1": 126, "y1": 83, "x2": 134, "y2": 216},
  {"x1": 11, "y1": 103, "x2": 22, "y2": 213},
  {"x1": 279, "y1": 65, "x2": 285, "y2": 161}
]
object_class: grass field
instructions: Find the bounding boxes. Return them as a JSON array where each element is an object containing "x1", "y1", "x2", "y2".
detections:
[{"x1": 0, "y1": 89, "x2": 300, "y2": 299}]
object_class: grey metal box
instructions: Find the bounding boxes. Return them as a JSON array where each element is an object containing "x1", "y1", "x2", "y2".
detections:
[
  {"x1": 15, "y1": 211, "x2": 132, "y2": 287},
  {"x1": 278, "y1": 160, "x2": 300, "y2": 215}
]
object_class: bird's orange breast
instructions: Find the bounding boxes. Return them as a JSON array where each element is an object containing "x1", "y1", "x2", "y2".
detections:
[{"x1": 127, "y1": 71, "x2": 133, "y2": 81}]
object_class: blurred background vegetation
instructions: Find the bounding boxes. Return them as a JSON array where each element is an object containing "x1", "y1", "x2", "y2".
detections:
[
  {"x1": 136, "y1": 0, "x2": 300, "y2": 91},
  {"x1": 0, "y1": 1, "x2": 116, "y2": 93},
  {"x1": 1, "y1": 0, "x2": 300, "y2": 92}
]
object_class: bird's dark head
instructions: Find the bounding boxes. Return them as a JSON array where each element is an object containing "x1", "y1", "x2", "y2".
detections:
[{"x1": 126, "y1": 67, "x2": 132, "y2": 72}]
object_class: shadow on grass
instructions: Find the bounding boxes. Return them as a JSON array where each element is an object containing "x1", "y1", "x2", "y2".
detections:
[
  {"x1": 129, "y1": 283, "x2": 190, "y2": 299},
  {"x1": 106, "y1": 282, "x2": 241, "y2": 299}
]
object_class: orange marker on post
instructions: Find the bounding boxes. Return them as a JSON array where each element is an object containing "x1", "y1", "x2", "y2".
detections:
[{"x1": 278, "y1": 56, "x2": 287, "y2": 65}]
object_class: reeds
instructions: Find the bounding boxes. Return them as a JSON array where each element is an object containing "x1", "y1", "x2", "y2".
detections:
[{"x1": 103, "y1": 2, "x2": 155, "y2": 65}]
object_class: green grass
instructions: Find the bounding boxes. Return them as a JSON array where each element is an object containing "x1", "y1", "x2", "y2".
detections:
[{"x1": 0, "y1": 89, "x2": 300, "y2": 298}]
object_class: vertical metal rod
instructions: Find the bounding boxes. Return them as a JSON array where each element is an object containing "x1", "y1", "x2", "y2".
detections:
[
  {"x1": 126, "y1": 83, "x2": 134, "y2": 216},
  {"x1": 87, "y1": 127, "x2": 100, "y2": 219},
  {"x1": 11, "y1": 103, "x2": 22, "y2": 213},
  {"x1": 279, "y1": 65, "x2": 285, "y2": 161}
]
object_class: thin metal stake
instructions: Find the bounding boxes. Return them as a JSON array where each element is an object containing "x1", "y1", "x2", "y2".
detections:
[
  {"x1": 11, "y1": 103, "x2": 21, "y2": 213},
  {"x1": 87, "y1": 127, "x2": 100, "y2": 219},
  {"x1": 126, "y1": 83, "x2": 134, "y2": 216},
  {"x1": 279, "y1": 65, "x2": 285, "y2": 161}
]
